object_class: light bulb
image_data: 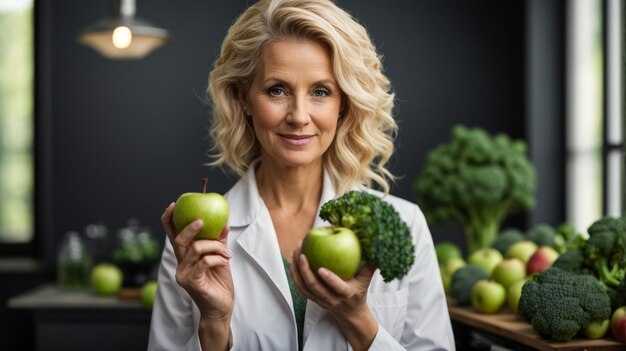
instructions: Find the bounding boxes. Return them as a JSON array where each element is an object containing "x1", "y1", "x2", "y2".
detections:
[{"x1": 112, "y1": 26, "x2": 132, "y2": 49}]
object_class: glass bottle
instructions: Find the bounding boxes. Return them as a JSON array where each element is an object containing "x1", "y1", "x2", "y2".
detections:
[{"x1": 57, "y1": 231, "x2": 92, "y2": 290}]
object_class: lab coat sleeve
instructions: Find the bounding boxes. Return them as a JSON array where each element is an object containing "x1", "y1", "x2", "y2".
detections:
[
  {"x1": 147, "y1": 239, "x2": 203, "y2": 351},
  {"x1": 365, "y1": 206, "x2": 456, "y2": 351}
]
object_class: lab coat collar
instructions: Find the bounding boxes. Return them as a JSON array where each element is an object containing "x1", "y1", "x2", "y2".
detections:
[{"x1": 225, "y1": 158, "x2": 337, "y2": 228}]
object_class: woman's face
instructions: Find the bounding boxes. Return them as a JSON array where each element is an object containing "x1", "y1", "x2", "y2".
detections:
[{"x1": 244, "y1": 38, "x2": 342, "y2": 169}]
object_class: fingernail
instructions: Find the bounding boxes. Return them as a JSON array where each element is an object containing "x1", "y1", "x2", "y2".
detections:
[
  {"x1": 224, "y1": 249, "x2": 233, "y2": 258},
  {"x1": 192, "y1": 220, "x2": 203, "y2": 230},
  {"x1": 318, "y1": 268, "x2": 329, "y2": 278}
]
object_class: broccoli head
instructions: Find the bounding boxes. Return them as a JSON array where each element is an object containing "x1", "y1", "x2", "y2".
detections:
[
  {"x1": 449, "y1": 264, "x2": 490, "y2": 306},
  {"x1": 518, "y1": 267, "x2": 611, "y2": 342},
  {"x1": 413, "y1": 125, "x2": 536, "y2": 254},
  {"x1": 583, "y1": 216, "x2": 626, "y2": 288},
  {"x1": 319, "y1": 190, "x2": 415, "y2": 282},
  {"x1": 526, "y1": 223, "x2": 558, "y2": 247},
  {"x1": 490, "y1": 228, "x2": 525, "y2": 255},
  {"x1": 555, "y1": 222, "x2": 587, "y2": 253}
]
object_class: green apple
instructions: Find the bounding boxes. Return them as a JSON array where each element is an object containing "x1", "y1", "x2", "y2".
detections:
[
  {"x1": 583, "y1": 319, "x2": 609, "y2": 339},
  {"x1": 507, "y1": 278, "x2": 528, "y2": 313},
  {"x1": 492, "y1": 258, "x2": 526, "y2": 289},
  {"x1": 435, "y1": 241, "x2": 463, "y2": 265},
  {"x1": 506, "y1": 240, "x2": 538, "y2": 264},
  {"x1": 140, "y1": 280, "x2": 158, "y2": 310},
  {"x1": 90, "y1": 263, "x2": 123, "y2": 295},
  {"x1": 526, "y1": 246, "x2": 559, "y2": 274},
  {"x1": 301, "y1": 226, "x2": 361, "y2": 280},
  {"x1": 611, "y1": 306, "x2": 626, "y2": 343},
  {"x1": 468, "y1": 248, "x2": 503, "y2": 275},
  {"x1": 173, "y1": 179, "x2": 229, "y2": 240},
  {"x1": 440, "y1": 257, "x2": 466, "y2": 294},
  {"x1": 471, "y1": 279, "x2": 506, "y2": 313}
]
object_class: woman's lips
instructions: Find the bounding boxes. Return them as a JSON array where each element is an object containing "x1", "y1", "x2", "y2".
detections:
[{"x1": 279, "y1": 133, "x2": 315, "y2": 146}]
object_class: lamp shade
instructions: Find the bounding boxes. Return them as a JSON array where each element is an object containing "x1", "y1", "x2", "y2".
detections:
[{"x1": 77, "y1": 0, "x2": 169, "y2": 60}]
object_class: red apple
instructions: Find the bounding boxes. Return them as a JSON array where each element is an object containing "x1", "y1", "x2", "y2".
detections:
[
  {"x1": 301, "y1": 226, "x2": 362, "y2": 280},
  {"x1": 492, "y1": 258, "x2": 526, "y2": 289},
  {"x1": 468, "y1": 248, "x2": 503, "y2": 275},
  {"x1": 526, "y1": 246, "x2": 559, "y2": 274},
  {"x1": 471, "y1": 279, "x2": 506, "y2": 313},
  {"x1": 611, "y1": 306, "x2": 626, "y2": 343}
]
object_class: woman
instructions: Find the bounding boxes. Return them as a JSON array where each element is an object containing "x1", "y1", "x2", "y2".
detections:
[{"x1": 148, "y1": 0, "x2": 455, "y2": 350}]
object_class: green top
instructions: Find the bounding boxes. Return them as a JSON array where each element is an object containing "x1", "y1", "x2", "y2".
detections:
[{"x1": 282, "y1": 256, "x2": 307, "y2": 350}]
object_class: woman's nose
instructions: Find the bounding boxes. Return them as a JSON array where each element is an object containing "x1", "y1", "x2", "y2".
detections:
[{"x1": 286, "y1": 96, "x2": 311, "y2": 127}]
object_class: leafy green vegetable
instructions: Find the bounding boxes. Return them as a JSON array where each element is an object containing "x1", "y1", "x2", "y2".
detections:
[
  {"x1": 449, "y1": 265, "x2": 489, "y2": 306},
  {"x1": 413, "y1": 125, "x2": 536, "y2": 254},
  {"x1": 320, "y1": 190, "x2": 415, "y2": 282},
  {"x1": 491, "y1": 228, "x2": 525, "y2": 255}
]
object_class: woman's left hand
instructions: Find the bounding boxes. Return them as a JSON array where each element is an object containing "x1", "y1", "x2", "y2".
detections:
[{"x1": 290, "y1": 247, "x2": 379, "y2": 350}]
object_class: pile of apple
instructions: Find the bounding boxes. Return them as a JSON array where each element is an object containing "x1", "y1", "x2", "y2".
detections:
[{"x1": 438, "y1": 238, "x2": 558, "y2": 314}]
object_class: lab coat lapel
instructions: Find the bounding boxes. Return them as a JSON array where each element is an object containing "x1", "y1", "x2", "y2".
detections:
[
  {"x1": 226, "y1": 160, "x2": 293, "y2": 312},
  {"x1": 236, "y1": 208, "x2": 294, "y2": 311}
]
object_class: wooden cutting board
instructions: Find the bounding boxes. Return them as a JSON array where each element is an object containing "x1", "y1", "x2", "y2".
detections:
[{"x1": 448, "y1": 301, "x2": 625, "y2": 351}]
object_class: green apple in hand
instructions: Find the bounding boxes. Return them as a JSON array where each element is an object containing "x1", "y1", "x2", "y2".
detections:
[
  {"x1": 90, "y1": 263, "x2": 123, "y2": 295},
  {"x1": 173, "y1": 178, "x2": 229, "y2": 240},
  {"x1": 301, "y1": 226, "x2": 362, "y2": 280},
  {"x1": 471, "y1": 279, "x2": 506, "y2": 313}
]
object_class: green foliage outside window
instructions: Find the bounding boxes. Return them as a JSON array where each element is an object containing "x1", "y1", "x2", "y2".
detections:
[{"x1": 0, "y1": 1, "x2": 34, "y2": 242}]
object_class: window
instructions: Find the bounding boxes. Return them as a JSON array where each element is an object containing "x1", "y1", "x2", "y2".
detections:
[
  {"x1": 566, "y1": 0, "x2": 624, "y2": 233},
  {"x1": 0, "y1": 0, "x2": 34, "y2": 244}
]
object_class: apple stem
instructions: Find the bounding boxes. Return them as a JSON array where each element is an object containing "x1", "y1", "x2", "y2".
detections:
[{"x1": 202, "y1": 178, "x2": 207, "y2": 194}]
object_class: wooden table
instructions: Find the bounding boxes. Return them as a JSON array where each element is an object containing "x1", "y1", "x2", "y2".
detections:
[{"x1": 448, "y1": 303, "x2": 624, "y2": 351}]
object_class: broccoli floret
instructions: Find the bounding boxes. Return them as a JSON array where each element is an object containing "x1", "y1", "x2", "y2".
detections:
[
  {"x1": 413, "y1": 125, "x2": 536, "y2": 254},
  {"x1": 526, "y1": 223, "x2": 558, "y2": 247},
  {"x1": 449, "y1": 265, "x2": 490, "y2": 306},
  {"x1": 491, "y1": 228, "x2": 525, "y2": 255},
  {"x1": 319, "y1": 190, "x2": 415, "y2": 282},
  {"x1": 518, "y1": 267, "x2": 611, "y2": 342},
  {"x1": 583, "y1": 217, "x2": 626, "y2": 288},
  {"x1": 555, "y1": 222, "x2": 587, "y2": 253}
]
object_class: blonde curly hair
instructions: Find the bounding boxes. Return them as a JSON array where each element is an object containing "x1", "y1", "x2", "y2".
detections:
[{"x1": 208, "y1": 0, "x2": 397, "y2": 195}]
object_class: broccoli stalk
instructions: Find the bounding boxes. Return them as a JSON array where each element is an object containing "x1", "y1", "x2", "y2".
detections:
[
  {"x1": 319, "y1": 190, "x2": 415, "y2": 282},
  {"x1": 413, "y1": 125, "x2": 536, "y2": 254}
]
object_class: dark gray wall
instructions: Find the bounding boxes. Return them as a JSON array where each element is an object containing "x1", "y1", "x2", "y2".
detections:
[
  {"x1": 1, "y1": 1, "x2": 540, "y2": 349},
  {"x1": 45, "y1": 0, "x2": 526, "y2": 258}
]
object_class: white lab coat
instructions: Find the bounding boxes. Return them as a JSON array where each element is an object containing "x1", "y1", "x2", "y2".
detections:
[{"x1": 148, "y1": 162, "x2": 456, "y2": 350}]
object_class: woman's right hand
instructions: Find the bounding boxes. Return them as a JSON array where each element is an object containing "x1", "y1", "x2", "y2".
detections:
[{"x1": 161, "y1": 202, "x2": 234, "y2": 322}]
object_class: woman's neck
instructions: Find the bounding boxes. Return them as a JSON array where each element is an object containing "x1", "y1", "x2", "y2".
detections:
[{"x1": 255, "y1": 158, "x2": 324, "y2": 213}]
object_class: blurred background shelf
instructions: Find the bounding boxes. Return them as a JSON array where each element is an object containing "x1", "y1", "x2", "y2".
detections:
[
  {"x1": 8, "y1": 284, "x2": 151, "y2": 351},
  {"x1": 448, "y1": 302, "x2": 624, "y2": 351}
]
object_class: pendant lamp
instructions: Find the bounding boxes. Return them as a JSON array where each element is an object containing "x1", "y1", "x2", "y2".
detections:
[{"x1": 78, "y1": 0, "x2": 169, "y2": 60}]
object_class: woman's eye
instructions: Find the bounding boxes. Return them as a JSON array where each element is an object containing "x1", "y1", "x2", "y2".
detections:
[
  {"x1": 313, "y1": 88, "x2": 330, "y2": 97},
  {"x1": 268, "y1": 87, "x2": 285, "y2": 96}
]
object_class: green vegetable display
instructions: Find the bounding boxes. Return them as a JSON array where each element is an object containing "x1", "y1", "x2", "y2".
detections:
[
  {"x1": 413, "y1": 125, "x2": 536, "y2": 254},
  {"x1": 518, "y1": 267, "x2": 611, "y2": 342},
  {"x1": 319, "y1": 190, "x2": 415, "y2": 282},
  {"x1": 449, "y1": 264, "x2": 490, "y2": 306}
]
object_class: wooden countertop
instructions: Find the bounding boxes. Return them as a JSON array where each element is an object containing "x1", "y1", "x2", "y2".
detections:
[{"x1": 448, "y1": 302, "x2": 624, "y2": 351}]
